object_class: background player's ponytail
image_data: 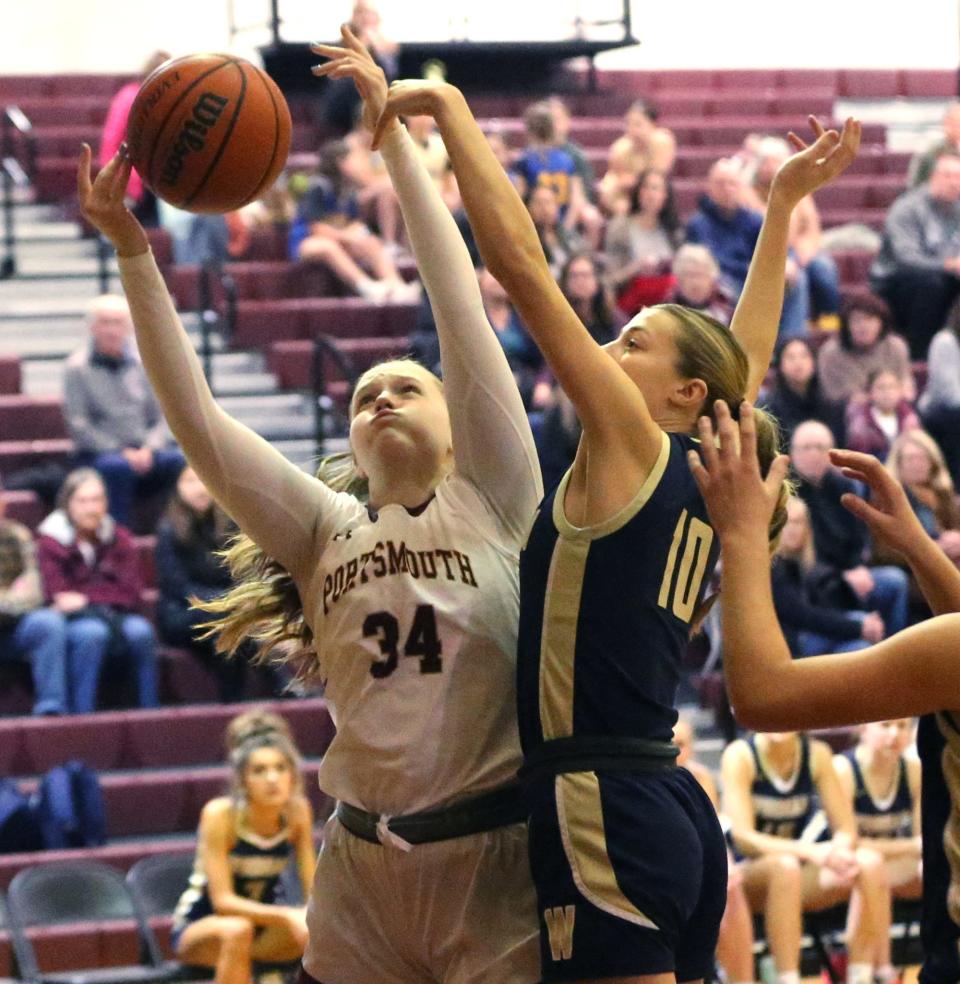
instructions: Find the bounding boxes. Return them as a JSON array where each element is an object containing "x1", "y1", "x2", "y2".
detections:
[
  {"x1": 192, "y1": 358, "x2": 440, "y2": 679},
  {"x1": 663, "y1": 302, "x2": 791, "y2": 549}
]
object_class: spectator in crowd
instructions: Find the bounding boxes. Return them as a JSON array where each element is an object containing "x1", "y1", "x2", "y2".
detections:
[
  {"x1": 318, "y1": 0, "x2": 398, "y2": 136},
  {"x1": 477, "y1": 266, "x2": 542, "y2": 407},
  {"x1": 773, "y1": 496, "x2": 881, "y2": 657},
  {"x1": 0, "y1": 479, "x2": 68, "y2": 715},
  {"x1": 604, "y1": 168, "x2": 682, "y2": 315},
  {"x1": 156, "y1": 465, "x2": 248, "y2": 703},
  {"x1": 64, "y1": 293, "x2": 185, "y2": 526},
  {"x1": 36, "y1": 468, "x2": 158, "y2": 714},
  {"x1": 908, "y1": 101, "x2": 960, "y2": 186},
  {"x1": 745, "y1": 135, "x2": 842, "y2": 330},
  {"x1": 762, "y1": 337, "x2": 845, "y2": 449},
  {"x1": 483, "y1": 124, "x2": 514, "y2": 172},
  {"x1": 545, "y1": 96, "x2": 604, "y2": 248},
  {"x1": 885, "y1": 430, "x2": 960, "y2": 567},
  {"x1": 721, "y1": 729, "x2": 891, "y2": 984},
  {"x1": 918, "y1": 318, "x2": 960, "y2": 483},
  {"x1": 290, "y1": 139, "x2": 417, "y2": 303},
  {"x1": 598, "y1": 98, "x2": 676, "y2": 212},
  {"x1": 663, "y1": 244, "x2": 735, "y2": 325},
  {"x1": 685, "y1": 158, "x2": 763, "y2": 296},
  {"x1": 511, "y1": 101, "x2": 594, "y2": 250},
  {"x1": 558, "y1": 252, "x2": 624, "y2": 345},
  {"x1": 870, "y1": 152, "x2": 960, "y2": 358},
  {"x1": 546, "y1": 96, "x2": 598, "y2": 202},
  {"x1": 833, "y1": 719, "x2": 922, "y2": 984},
  {"x1": 527, "y1": 184, "x2": 582, "y2": 274},
  {"x1": 790, "y1": 420, "x2": 910, "y2": 636},
  {"x1": 844, "y1": 369, "x2": 921, "y2": 459},
  {"x1": 816, "y1": 292, "x2": 914, "y2": 405},
  {"x1": 99, "y1": 50, "x2": 170, "y2": 226}
]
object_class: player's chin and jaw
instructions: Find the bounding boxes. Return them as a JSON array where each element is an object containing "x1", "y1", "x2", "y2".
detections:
[{"x1": 351, "y1": 405, "x2": 453, "y2": 485}]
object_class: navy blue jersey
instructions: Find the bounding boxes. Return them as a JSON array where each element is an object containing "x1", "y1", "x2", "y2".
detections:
[
  {"x1": 173, "y1": 812, "x2": 292, "y2": 932},
  {"x1": 518, "y1": 432, "x2": 720, "y2": 754},
  {"x1": 747, "y1": 735, "x2": 815, "y2": 840},
  {"x1": 917, "y1": 711, "x2": 960, "y2": 983},
  {"x1": 845, "y1": 748, "x2": 914, "y2": 839}
]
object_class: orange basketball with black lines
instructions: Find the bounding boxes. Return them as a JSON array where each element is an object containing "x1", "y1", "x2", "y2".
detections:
[{"x1": 126, "y1": 54, "x2": 292, "y2": 214}]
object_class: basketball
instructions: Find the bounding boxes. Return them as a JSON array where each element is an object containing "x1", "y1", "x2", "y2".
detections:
[{"x1": 125, "y1": 54, "x2": 292, "y2": 214}]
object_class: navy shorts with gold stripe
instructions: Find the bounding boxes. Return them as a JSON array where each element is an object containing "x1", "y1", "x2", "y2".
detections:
[{"x1": 527, "y1": 765, "x2": 728, "y2": 981}]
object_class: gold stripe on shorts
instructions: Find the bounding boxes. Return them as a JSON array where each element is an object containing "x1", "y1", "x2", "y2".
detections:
[{"x1": 555, "y1": 771, "x2": 658, "y2": 930}]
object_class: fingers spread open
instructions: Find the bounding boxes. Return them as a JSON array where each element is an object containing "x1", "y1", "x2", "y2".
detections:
[
  {"x1": 764, "y1": 454, "x2": 791, "y2": 496},
  {"x1": 714, "y1": 400, "x2": 738, "y2": 462},
  {"x1": 697, "y1": 415, "x2": 719, "y2": 472}
]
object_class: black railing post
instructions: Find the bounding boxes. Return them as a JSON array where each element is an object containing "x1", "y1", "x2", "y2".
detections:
[
  {"x1": 312, "y1": 337, "x2": 330, "y2": 460},
  {"x1": 198, "y1": 262, "x2": 217, "y2": 384},
  {"x1": 96, "y1": 235, "x2": 112, "y2": 293},
  {"x1": 1, "y1": 113, "x2": 15, "y2": 279}
]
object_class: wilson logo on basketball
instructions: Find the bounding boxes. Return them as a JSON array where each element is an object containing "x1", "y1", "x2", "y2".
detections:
[{"x1": 159, "y1": 92, "x2": 230, "y2": 187}]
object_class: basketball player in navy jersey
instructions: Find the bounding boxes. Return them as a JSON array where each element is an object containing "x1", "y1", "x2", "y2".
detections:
[
  {"x1": 721, "y1": 730, "x2": 890, "y2": 984},
  {"x1": 373, "y1": 79, "x2": 860, "y2": 983},
  {"x1": 834, "y1": 720, "x2": 922, "y2": 983},
  {"x1": 691, "y1": 403, "x2": 960, "y2": 984},
  {"x1": 172, "y1": 711, "x2": 315, "y2": 984}
]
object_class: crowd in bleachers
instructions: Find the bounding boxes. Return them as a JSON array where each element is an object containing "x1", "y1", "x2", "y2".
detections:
[{"x1": 5, "y1": 18, "x2": 960, "y2": 981}]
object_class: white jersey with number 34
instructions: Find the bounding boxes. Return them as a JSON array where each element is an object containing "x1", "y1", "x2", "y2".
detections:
[{"x1": 300, "y1": 473, "x2": 525, "y2": 816}]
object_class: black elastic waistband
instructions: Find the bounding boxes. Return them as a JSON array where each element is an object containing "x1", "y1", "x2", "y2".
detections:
[
  {"x1": 519, "y1": 735, "x2": 679, "y2": 782},
  {"x1": 336, "y1": 781, "x2": 525, "y2": 846}
]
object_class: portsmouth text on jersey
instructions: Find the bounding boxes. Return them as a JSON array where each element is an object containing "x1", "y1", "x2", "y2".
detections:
[{"x1": 323, "y1": 538, "x2": 479, "y2": 614}]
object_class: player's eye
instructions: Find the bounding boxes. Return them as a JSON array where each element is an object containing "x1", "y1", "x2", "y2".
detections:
[
  {"x1": 356, "y1": 391, "x2": 374, "y2": 407},
  {"x1": 401, "y1": 384, "x2": 420, "y2": 394}
]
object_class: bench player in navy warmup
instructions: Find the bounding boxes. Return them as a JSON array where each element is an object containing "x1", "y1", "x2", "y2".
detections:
[
  {"x1": 691, "y1": 402, "x2": 960, "y2": 984},
  {"x1": 373, "y1": 81, "x2": 860, "y2": 983}
]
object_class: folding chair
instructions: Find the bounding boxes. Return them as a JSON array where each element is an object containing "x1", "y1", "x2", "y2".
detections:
[{"x1": 5, "y1": 861, "x2": 171, "y2": 984}]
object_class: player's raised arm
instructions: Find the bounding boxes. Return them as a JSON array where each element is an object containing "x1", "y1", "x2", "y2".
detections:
[
  {"x1": 373, "y1": 81, "x2": 664, "y2": 470},
  {"x1": 731, "y1": 117, "x2": 860, "y2": 401},
  {"x1": 78, "y1": 146, "x2": 328, "y2": 582},
  {"x1": 689, "y1": 401, "x2": 960, "y2": 729},
  {"x1": 311, "y1": 28, "x2": 541, "y2": 541}
]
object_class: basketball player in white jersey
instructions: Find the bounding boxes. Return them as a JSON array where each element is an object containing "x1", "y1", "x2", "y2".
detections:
[{"x1": 77, "y1": 26, "x2": 542, "y2": 982}]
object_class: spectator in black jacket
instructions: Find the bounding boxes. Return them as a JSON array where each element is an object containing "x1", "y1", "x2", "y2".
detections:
[
  {"x1": 773, "y1": 496, "x2": 883, "y2": 657},
  {"x1": 790, "y1": 420, "x2": 909, "y2": 635},
  {"x1": 155, "y1": 466, "x2": 246, "y2": 701},
  {"x1": 762, "y1": 337, "x2": 845, "y2": 450}
]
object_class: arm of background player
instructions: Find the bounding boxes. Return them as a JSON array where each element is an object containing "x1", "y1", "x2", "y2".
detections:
[
  {"x1": 379, "y1": 123, "x2": 543, "y2": 539},
  {"x1": 312, "y1": 33, "x2": 542, "y2": 542},
  {"x1": 79, "y1": 146, "x2": 334, "y2": 584}
]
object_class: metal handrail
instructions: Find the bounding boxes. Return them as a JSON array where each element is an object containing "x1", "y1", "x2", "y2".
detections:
[
  {"x1": 1, "y1": 105, "x2": 37, "y2": 280},
  {"x1": 311, "y1": 335, "x2": 357, "y2": 460}
]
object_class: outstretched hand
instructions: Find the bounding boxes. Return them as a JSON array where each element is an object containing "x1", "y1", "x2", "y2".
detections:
[
  {"x1": 77, "y1": 143, "x2": 148, "y2": 257},
  {"x1": 687, "y1": 401, "x2": 791, "y2": 543},
  {"x1": 311, "y1": 24, "x2": 390, "y2": 136},
  {"x1": 771, "y1": 116, "x2": 861, "y2": 207},
  {"x1": 829, "y1": 448, "x2": 926, "y2": 561}
]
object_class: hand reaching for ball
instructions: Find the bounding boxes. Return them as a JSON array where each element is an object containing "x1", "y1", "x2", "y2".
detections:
[
  {"x1": 311, "y1": 24, "x2": 396, "y2": 140},
  {"x1": 77, "y1": 143, "x2": 150, "y2": 258}
]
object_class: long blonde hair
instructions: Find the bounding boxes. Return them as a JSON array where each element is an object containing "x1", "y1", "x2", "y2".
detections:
[
  {"x1": 194, "y1": 359, "x2": 442, "y2": 677},
  {"x1": 776, "y1": 496, "x2": 816, "y2": 572},
  {"x1": 661, "y1": 303, "x2": 791, "y2": 546}
]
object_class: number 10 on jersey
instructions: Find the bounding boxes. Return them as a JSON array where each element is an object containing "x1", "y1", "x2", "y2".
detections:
[{"x1": 657, "y1": 509, "x2": 714, "y2": 623}]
